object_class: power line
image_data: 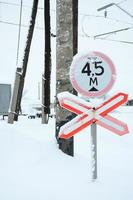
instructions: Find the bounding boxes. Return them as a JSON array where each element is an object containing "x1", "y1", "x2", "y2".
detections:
[
  {"x1": 1, "y1": 18, "x2": 132, "y2": 44},
  {"x1": 94, "y1": 26, "x2": 133, "y2": 38},
  {"x1": 81, "y1": 14, "x2": 133, "y2": 36},
  {"x1": 0, "y1": 19, "x2": 43, "y2": 29},
  {"x1": 80, "y1": 28, "x2": 133, "y2": 45},
  {"x1": 97, "y1": 37, "x2": 133, "y2": 44},
  {"x1": 80, "y1": 13, "x2": 133, "y2": 26},
  {"x1": 81, "y1": 15, "x2": 133, "y2": 45},
  {"x1": 81, "y1": 10, "x2": 133, "y2": 45},
  {"x1": 0, "y1": 1, "x2": 131, "y2": 25},
  {"x1": 80, "y1": 30, "x2": 133, "y2": 44},
  {"x1": 0, "y1": 0, "x2": 132, "y2": 45},
  {"x1": 80, "y1": 13, "x2": 133, "y2": 46},
  {"x1": 0, "y1": 1, "x2": 132, "y2": 27},
  {"x1": 118, "y1": 0, "x2": 128, "y2": 5},
  {"x1": 1, "y1": 16, "x2": 132, "y2": 45},
  {"x1": 1, "y1": 13, "x2": 133, "y2": 35},
  {"x1": 0, "y1": 1, "x2": 56, "y2": 14},
  {"x1": 0, "y1": 1, "x2": 43, "y2": 10},
  {"x1": 0, "y1": 1, "x2": 55, "y2": 13},
  {"x1": 0, "y1": 19, "x2": 57, "y2": 37}
]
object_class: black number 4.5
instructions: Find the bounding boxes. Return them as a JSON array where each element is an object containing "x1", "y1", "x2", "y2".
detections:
[
  {"x1": 81, "y1": 62, "x2": 91, "y2": 76},
  {"x1": 81, "y1": 61, "x2": 104, "y2": 76}
]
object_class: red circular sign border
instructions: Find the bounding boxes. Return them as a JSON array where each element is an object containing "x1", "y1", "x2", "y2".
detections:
[{"x1": 70, "y1": 51, "x2": 116, "y2": 98}]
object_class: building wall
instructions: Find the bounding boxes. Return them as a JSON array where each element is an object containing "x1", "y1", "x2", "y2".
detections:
[{"x1": 0, "y1": 84, "x2": 11, "y2": 115}]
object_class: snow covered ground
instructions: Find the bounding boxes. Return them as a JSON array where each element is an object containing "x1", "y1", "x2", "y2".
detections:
[
  {"x1": 0, "y1": 106, "x2": 133, "y2": 200},
  {"x1": 1, "y1": 0, "x2": 133, "y2": 199}
]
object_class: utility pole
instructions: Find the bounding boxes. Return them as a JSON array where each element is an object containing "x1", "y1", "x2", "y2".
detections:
[
  {"x1": 8, "y1": 0, "x2": 39, "y2": 123},
  {"x1": 42, "y1": 0, "x2": 51, "y2": 124},
  {"x1": 56, "y1": 0, "x2": 78, "y2": 156}
]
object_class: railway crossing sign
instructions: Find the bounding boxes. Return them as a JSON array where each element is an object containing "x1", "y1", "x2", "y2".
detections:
[
  {"x1": 58, "y1": 92, "x2": 129, "y2": 139},
  {"x1": 70, "y1": 51, "x2": 116, "y2": 98},
  {"x1": 58, "y1": 51, "x2": 129, "y2": 180}
]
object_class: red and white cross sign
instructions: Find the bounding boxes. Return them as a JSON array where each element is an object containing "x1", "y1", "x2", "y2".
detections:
[{"x1": 57, "y1": 92, "x2": 129, "y2": 139}]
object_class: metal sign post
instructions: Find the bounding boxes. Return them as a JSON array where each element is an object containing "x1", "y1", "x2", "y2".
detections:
[{"x1": 91, "y1": 121, "x2": 97, "y2": 180}]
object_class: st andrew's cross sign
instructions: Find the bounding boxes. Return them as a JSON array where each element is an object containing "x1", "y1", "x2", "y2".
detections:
[{"x1": 57, "y1": 92, "x2": 129, "y2": 139}]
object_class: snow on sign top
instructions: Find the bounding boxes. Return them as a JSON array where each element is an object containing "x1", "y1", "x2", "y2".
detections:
[{"x1": 70, "y1": 51, "x2": 116, "y2": 98}]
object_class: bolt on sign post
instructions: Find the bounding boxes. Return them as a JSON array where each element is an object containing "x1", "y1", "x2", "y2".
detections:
[{"x1": 57, "y1": 51, "x2": 129, "y2": 181}]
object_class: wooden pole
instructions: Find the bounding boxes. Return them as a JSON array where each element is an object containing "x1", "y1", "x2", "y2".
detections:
[
  {"x1": 42, "y1": 0, "x2": 51, "y2": 124},
  {"x1": 8, "y1": 0, "x2": 39, "y2": 123},
  {"x1": 56, "y1": 0, "x2": 78, "y2": 156}
]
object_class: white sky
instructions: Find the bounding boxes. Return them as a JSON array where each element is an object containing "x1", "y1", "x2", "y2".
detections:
[{"x1": 0, "y1": 0, "x2": 133, "y2": 100}]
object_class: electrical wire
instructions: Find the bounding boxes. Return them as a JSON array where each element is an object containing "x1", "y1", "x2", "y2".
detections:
[
  {"x1": 81, "y1": 15, "x2": 133, "y2": 38},
  {"x1": 81, "y1": 10, "x2": 133, "y2": 45},
  {"x1": 0, "y1": 1, "x2": 55, "y2": 13},
  {"x1": 118, "y1": 0, "x2": 128, "y2": 5},
  {"x1": 1, "y1": 17, "x2": 132, "y2": 45},
  {"x1": 96, "y1": 37, "x2": 133, "y2": 44},
  {"x1": 1, "y1": 0, "x2": 133, "y2": 45},
  {"x1": 94, "y1": 26, "x2": 133, "y2": 38},
  {"x1": 0, "y1": 1, "x2": 130, "y2": 24},
  {"x1": 81, "y1": 25, "x2": 133, "y2": 45},
  {"x1": 0, "y1": 19, "x2": 43, "y2": 30},
  {"x1": 0, "y1": 1, "x2": 132, "y2": 26},
  {"x1": 0, "y1": 19, "x2": 57, "y2": 37},
  {"x1": 80, "y1": 13, "x2": 133, "y2": 26},
  {"x1": 0, "y1": 1, "x2": 43, "y2": 10}
]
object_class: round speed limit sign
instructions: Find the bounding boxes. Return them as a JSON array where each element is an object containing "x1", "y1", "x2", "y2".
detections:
[{"x1": 70, "y1": 51, "x2": 116, "y2": 98}]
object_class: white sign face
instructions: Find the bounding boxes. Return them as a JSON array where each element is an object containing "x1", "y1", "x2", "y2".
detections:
[{"x1": 70, "y1": 51, "x2": 116, "y2": 98}]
